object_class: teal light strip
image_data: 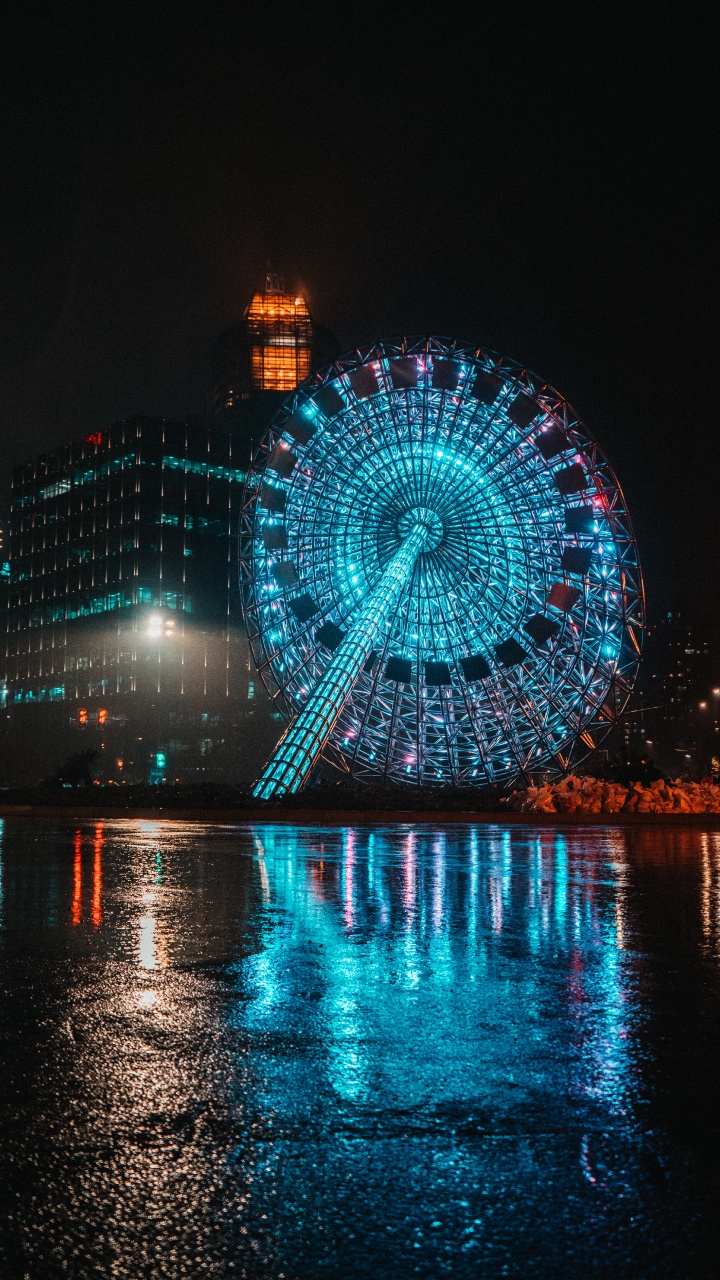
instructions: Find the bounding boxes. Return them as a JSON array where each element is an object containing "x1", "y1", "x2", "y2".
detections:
[
  {"x1": 162, "y1": 456, "x2": 245, "y2": 484},
  {"x1": 253, "y1": 522, "x2": 430, "y2": 799}
]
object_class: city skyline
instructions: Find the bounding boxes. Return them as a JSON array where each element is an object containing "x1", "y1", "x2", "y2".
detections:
[{"x1": 2, "y1": 277, "x2": 717, "y2": 786}]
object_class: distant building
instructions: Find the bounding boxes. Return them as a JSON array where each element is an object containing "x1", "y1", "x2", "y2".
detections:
[
  {"x1": 629, "y1": 610, "x2": 719, "y2": 778},
  {"x1": 211, "y1": 275, "x2": 336, "y2": 457},
  {"x1": 1, "y1": 416, "x2": 279, "y2": 786}
]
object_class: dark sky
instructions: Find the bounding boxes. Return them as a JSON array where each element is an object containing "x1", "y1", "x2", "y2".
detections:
[{"x1": 1, "y1": 7, "x2": 716, "y2": 622}]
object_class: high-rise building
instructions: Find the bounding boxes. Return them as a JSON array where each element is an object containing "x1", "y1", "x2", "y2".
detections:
[
  {"x1": 211, "y1": 275, "x2": 332, "y2": 459},
  {"x1": 0, "y1": 275, "x2": 333, "y2": 786},
  {"x1": 1, "y1": 415, "x2": 279, "y2": 785},
  {"x1": 246, "y1": 283, "x2": 313, "y2": 392},
  {"x1": 620, "y1": 609, "x2": 719, "y2": 778}
]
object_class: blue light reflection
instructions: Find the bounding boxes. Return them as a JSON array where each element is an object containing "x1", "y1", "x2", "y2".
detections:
[{"x1": 238, "y1": 824, "x2": 643, "y2": 1128}]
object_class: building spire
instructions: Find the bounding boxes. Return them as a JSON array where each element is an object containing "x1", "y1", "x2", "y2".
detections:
[{"x1": 265, "y1": 260, "x2": 284, "y2": 294}]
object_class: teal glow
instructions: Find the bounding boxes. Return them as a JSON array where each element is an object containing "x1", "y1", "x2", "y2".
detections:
[
  {"x1": 254, "y1": 522, "x2": 431, "y2": 797},
  {"x1": 242, "y1": 338, "x2": 643, "y2": 789}
]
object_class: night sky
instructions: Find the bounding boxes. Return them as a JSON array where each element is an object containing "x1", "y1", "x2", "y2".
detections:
[{"x1": 1, "y1": 9, "x2": 716, "y2": 623}]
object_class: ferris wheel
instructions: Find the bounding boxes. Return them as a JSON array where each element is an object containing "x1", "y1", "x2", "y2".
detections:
[{"x1": 240, "y1": 337, "x2": 643, "y2": 798}]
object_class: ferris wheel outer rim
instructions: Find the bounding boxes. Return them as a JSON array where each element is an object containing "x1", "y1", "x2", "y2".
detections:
[{"x1": 239, "y1": 336, "x2": 644, "y2": 787}]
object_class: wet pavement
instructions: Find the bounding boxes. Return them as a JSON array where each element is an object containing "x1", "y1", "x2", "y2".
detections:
[{"x1": 1, "y1": 819, "x2": 720, "y2": 1277}]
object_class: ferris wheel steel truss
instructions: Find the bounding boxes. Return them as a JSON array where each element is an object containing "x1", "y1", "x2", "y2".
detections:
[{"x1": 240, "y1": 337, "x2": 644, "y2": 796}]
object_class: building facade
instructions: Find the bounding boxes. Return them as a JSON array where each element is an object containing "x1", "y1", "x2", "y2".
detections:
[
  {"x1": 0, "y1": 277, "x2": 335, "y2": 787},
  {"x1": 1, "y1": 415, "x2": 279, "y2": 786},
  {"x1": 631, "y1": 610, "x2": 719, "y2": 778}
]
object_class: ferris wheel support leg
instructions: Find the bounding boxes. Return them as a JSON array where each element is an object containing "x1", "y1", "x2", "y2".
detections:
[{"x1": 252, "y1": 523, "x2": 430, "y2": 799}]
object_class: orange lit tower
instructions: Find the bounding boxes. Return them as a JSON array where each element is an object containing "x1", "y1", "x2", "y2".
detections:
[
  {"x1": 245, "y1": 275, "x2": 313, "y2": 392},
  {"x1": 211, "y1": 277, "x2": 319, "y2": 466}
]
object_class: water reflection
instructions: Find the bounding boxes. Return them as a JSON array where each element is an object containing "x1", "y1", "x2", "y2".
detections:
[
  {"x1": 69, "y1": 824, "x2": 105, "y2": 928},
  {"x1": 0, "y1": 819, "x2": 719, "y2": 1277},
  {"x1": 71, "y1": 829, "x2": 82, "y2": 926},
  {"x1": 241, "y1": 826, "x2": 642, "y2": 1122},
  {"x1": 91, "y1": 823, "x2": 103, "y2": 928},
  {"x1": 700, "y1": 831, "x2": 720, "y2": 958}
]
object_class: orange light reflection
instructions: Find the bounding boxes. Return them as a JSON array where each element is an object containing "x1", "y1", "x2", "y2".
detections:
[
  {"x1": 71, "y1": 830, "x2": 82, "y2": 926},
  {"x1": 92, "y1": 823, "x2": 104, "y2": 927}
]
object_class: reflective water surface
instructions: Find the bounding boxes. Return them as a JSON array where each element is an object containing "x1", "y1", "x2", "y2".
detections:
[{"x1": 1, "y1": 818, "x2": 720, "y2": 1277}]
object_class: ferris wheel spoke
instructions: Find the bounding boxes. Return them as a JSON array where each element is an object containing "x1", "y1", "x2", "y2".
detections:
[{"x1": 424, "y1": 558, "x2": 490, "y2": 782}]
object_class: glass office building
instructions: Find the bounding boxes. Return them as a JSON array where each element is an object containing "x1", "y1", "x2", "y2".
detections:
[{"x1": 2, "y1": 416, "x2": 278, "y2": 785}]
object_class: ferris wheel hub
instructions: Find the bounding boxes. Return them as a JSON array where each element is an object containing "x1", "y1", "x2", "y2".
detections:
[{"x1": 397, "y1": 506, "x2": 444, "y2": 551}]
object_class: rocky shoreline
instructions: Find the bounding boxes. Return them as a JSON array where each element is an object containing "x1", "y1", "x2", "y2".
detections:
[{"x1": 506, "y1": 775, "x2": 720, "y2": 815}]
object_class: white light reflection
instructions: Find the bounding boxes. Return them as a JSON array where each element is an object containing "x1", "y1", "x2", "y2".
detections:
[
  {"x1": 133, "y1": 823, "x2": 170, "y2": 977},
  {"x1": 714, "y1": 834, "x2": 720, "y2": 949},
  {"x1": 701, "y1": 832, "x2": 712, "y2": 942},
  {"x1": 254, "y1": 835, "x2": 271, "y2": 903},
  {"x1": 554, "y1": 834, "x2": 568, "y2": 930},
  {"x1": 468, "y1": 828, "x2": 479, "y2": 941},
  {"x1": 343, "y1": 829, "x2": 356, "y2": 929},
  {"x1": 572, "y1": 832, "x2": 636, "y2": 1118},
  {"x1": 699, "y1": 832, "x2": 720, "y2": 960},
  {"x1": 138, "y1": 910, "x2": 158, "y2": 970},
  {"x1": 489, "y1": 833, "x2": 503, "y2": 935},
  {"x1": 432, "y1": 833, "x2": 445, "y2": 933},
  {"x1": 403, "y1": 831, "x2": 416, "y2": 920}
]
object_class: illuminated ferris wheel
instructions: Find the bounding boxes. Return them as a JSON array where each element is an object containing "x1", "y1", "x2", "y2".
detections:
[{"x1": 240, "y1": 337, "x2": 643, "y2": 798}]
